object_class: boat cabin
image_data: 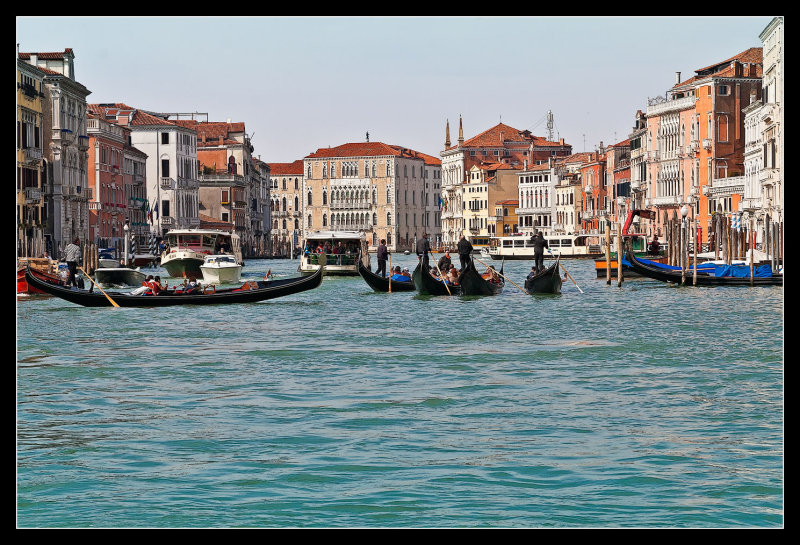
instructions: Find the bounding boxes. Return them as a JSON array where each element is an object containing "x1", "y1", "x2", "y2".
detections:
[{"x1": 299, "y1": 230, "x2": 369, "y2": 276}]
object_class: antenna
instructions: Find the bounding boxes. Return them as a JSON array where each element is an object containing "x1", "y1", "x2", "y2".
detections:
[{"x1": 546, "y1": 110, "x2": 554, "y2": 141}]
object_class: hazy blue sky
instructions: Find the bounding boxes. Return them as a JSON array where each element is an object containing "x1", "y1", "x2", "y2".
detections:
[{"x1": 17, "y1": 16, "x2": 775, "y2": 163}]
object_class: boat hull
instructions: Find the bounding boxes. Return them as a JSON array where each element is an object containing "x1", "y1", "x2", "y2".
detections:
[
  {"x1": 524, "y1": 261, "x2": 562, "y2": 294},
  {"x1": 160, "y1": 251, "x2": 206, "y2": 278},
  {"x1": 25, "y1": 265, "x2": 324, "y2": 307},
  {"x1": 200, "y1": 264, "x2": 243, "y2": 284},
  {"x1": 458, "y1": 260, "x2": 504, "y2": 296},
  {"x1": 625, "y1": 251, "x2": 783, "y2": 287},
  {"x1": 412, "y1": 261, "x2": 458, "y2": 296},
  {"x1": 94, "y1": 267, "x2": 147, "y2": 287},
  {"x1": 357, "y1": 260, "x2": 414, "y2": 292}
]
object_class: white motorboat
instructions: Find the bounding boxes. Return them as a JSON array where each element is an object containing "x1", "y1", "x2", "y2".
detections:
[
  {"x1": 160, "y1": 229, "x2": 242, "y2": 278},
  {"x1": 298, "y1": 230, "x2": 369, "y2": 276},
  {"x1": 200, "y1": 254, "x2": 243, "y2": 284},
  {"x1": 486, "y1": 233, "x2": 602, "y2": 259}
]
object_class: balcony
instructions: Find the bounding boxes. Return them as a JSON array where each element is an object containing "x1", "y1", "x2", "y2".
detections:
[
  {"x1": 702, "y1": 138, "x2": 712, "y2": 150},
  {"x1": 24, "y1": 188, "x2": 41, "y2": 202},
  {"x1": 652, "y1": 195, "x2": 681, "y2": 207},
  {"x1": 23, "y1": 147, "x2": 42, "y2": 164}
]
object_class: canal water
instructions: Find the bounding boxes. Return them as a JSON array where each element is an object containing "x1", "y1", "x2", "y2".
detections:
[{"x1": 16, "y1": 256, "x2": 784, "y2": 528}]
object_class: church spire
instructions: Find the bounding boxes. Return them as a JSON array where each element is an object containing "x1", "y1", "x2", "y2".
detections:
[
  {"x1": 445, "y1": 119, "x2": 451, "y2": 148},
  {"x1": 458, "y1": 115, "x2": 464, "y2": 146}
]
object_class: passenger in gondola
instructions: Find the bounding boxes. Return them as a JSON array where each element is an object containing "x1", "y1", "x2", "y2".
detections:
[
  {"x1": 184, "y1": 276, "x2": 202, "y2": 294},
  {"x1": 390, "y1": 266, "x2": 410, "y2": 282},
  {"x1": 483, "y1": 265, "x2": 500, "y2": 283},
  {"x1": 437, "y1": 251, "x2": 452, "y2": 273},
  {"x1": 153, "y1": 275, "x2": 169, "y2": 295},
  {"x1": 447, "y1": 265, "x2": 460, "y2": 285},
  {"x1": 527, "y1": 266, "x2": 538, "y2": 280}
]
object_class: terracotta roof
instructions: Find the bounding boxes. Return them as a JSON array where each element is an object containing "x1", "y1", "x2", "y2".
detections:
[
  {"x1": 268, "y1": 160, "x2": 305, "y2": 175},
  {"x1": 675, "y1": 47, "x2": 763, "y2": 87},
  {"x1": 174, "y1": 120, "x2": 247, "y2": 143},
  {"x1": 88, "y1": 103, "x2": 183, "y2": 128},
  {"x1": 18, "y1": 49, "x2": 74, "y2": 60},
  {"x1": 306, "y1": 142, "x2": 440, "y2": 164}
]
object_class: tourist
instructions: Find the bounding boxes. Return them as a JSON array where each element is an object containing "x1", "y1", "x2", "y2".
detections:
[
  {"x1": 457, "y1": 235, "x2": 473, "y2": 270},
  {"x1": 390, "y1": 266, "x2": 409, "y2": 282},
  {"x1": 527, "y1": 266, "x2": 538, "y2": 280},
  {"x1": 376, "y1": 239, "x2": 388, "y2": 277}
]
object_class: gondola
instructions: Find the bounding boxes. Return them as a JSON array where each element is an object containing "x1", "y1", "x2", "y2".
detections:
[
  {"x1": 357, "y1": 259, "x2": 415, "y2": 292},
  {"x1": 24, "y1": 263, "x2": 324, "y2": 307},
  {"x1": 524, "y1": 259, "x2": 562, "y2": 294},
  {"x1": 625, "y1": 250, "x2": 783, "y2": 287},
  {"x1": 457, "y1": 259, "x2": 504, "y2": 296},
  {"x1": 412, "y1": 260, "x2": 459, "y2": 296}
]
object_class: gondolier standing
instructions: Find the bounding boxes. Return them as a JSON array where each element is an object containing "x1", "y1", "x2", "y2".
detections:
[
  {"x1": 457, "y1": 235, "x2": 473, "y2": 270},
  {"x1": 376, "y1": 239, "x2": 389, "y2": 277},
  {"x1": 63, "y1": 237, "x2": 82, "y2": 287},
  {"x1": 530, "y1": 231, "x2": 548, "y2": 273},
  {"x1": 416, "y1": 233, "x2": 432, "y2": 267}
]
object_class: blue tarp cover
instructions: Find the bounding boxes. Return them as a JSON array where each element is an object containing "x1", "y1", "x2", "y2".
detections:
[{"x1": 625, "y1": 257, "x2": 773, "y2": 278}]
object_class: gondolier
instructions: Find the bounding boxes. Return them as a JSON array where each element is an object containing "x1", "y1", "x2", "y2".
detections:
[
  {"x1": 457, "y1": 235, "x2": 473, "y2": 270},
  {"x1": 63, "y1": 237, "x2": 82, "y2": 287},
  {"x1": 416, "y1": 233, "x2": 432, "y2": 267},
  {"x1": 530, "y1": 231, "x2": 548, "y2": 273},
  {"x1": 376, "y1": 239, "x2": 389, "y2": 277}
]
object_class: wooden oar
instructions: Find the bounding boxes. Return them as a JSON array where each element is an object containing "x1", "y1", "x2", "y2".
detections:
[
  {"x1": 428, "y1": 250, "x2": 451, "y2": 296},
  {"x1": 474, "y1": 256, "x2": 528, "y2": 294},
  {"x1": 547, "y1": 249, "x2": 583, "y2": 293},
  {"x1": 78, "y1": 266, "x2": 121, "y2": 307},
  {"x1": 388, "y1": 252, "x2": 392, "y2": 293}
]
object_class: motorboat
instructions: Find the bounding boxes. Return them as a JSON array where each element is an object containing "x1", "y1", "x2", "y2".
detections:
[
  {"x1": 200, "y1": 254, "x2": 243, "y2": 284},
  {"x1": 160, "y1": 229, "x2": 242, "y2": 278},
  {"x1": 299, "y1": 230, "x2": 369, "y2": 276},
  {"x1": 94, "y1": 266, "x2": 146, "y2": 287}
]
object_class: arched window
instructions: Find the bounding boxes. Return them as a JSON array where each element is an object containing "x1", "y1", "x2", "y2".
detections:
[
  {"x1": 322, "y1": 214, "x2": 327, "y2": 226},
  {"x1": 322, "y1": 190, "x2": 328, "y2": 205},
  {"x1": 294, "y1": 196, "x2": 299, "y2": 211},
  {"x1": 387, "y1": 212, "x2": 392, "y2": 226},
  {"x1": 307, "y1": 191, "x2": 313, "y2": 206},
  {"x1": 307, "y1": 214, "x2": 312, "y2": 228}
]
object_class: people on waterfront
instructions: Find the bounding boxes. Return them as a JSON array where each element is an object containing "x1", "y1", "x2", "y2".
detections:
[
  {"x1": 457, "y1": 235, "x2": 473, "y2": 270},
  {"x1": 530, "y1": 231, "x2": 548, "y2": 273},
  {"x1": 376, "y1": 239, "x2": 388, "y2": 277},
  {"x1": 416, "y1": 232, "x2": 432, "y2": 267},
  {"x1": 62, "y1": 237, "x2": 81, "y2": 287}
]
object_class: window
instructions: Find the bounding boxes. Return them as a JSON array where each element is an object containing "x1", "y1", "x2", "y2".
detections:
[
  {"x1": 161, "y1": 159, "x2": 170, "y2": 178},
  {"x1": 718, "y1": 85, "x2": 730, "y2": 96},
  {"x1": 161, "y1": 132, "x2": 169, "y2": 144}
]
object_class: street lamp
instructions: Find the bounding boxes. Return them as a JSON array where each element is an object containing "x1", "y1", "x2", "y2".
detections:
[{"x1": 123, "y1": 222, "x2": 130, "y2": 266}]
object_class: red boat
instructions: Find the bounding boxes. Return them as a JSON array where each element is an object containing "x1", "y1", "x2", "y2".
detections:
[{"x1": 17, "y1": 258, "x2": 60, "y2": 295}]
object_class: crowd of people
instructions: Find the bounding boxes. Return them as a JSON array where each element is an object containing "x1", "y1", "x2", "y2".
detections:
[{"x1": 129, "y1": 275, "x2": 212, "y2": 296}]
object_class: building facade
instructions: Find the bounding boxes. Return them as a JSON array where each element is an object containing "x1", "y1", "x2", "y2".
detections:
[
  {"x1": 17, "y1": 53, "x2": 47, "y2": 257},
  {"x1": 440, "y1": 117, "x2": 572, "y2": 246},
  {"x1": 303, "y1": 142, "x2": 440, "y2": 252},
  {"x1": 268, "y1": 160, "x2": 305, "y2": 257},
  {"x1": 21, "y1": 49, "x2": 92, "y2": 256}
]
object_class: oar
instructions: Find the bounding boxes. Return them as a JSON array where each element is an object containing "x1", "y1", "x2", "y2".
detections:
[
  {"x1": 388, "y1": 252, "x2": 392, "y2": 293},
  {"x1": 78, "y1": 266, "x2": 121, "y2": 307},
  {"x1": 428, "y1": 251, "x2": 452, "y2": 296},
  {"x1": 546, "y1": 249, "x2": 583, "y2": 293},
  {"x1": 473, "y1": 256, "x2": 528, "y2": 294}
]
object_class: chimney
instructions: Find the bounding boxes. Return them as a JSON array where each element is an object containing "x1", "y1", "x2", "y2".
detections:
[
  {"x1": 30, "y1": 53, "x2": 38, "y2": 65},
  {"x1": 675, "y1": 71, "x2": 681, "y2": 85}
]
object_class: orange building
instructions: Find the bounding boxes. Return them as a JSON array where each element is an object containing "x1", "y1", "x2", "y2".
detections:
[{"x1": 645, "y1": 48, "x2": 762, "y2": 244}]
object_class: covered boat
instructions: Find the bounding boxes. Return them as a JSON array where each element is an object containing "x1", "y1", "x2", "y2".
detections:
[
  {"x1": 412, "y1": 260, "x2": 459, "y2": 296},
  {"x1": 24, "y1": 263, "x2": 324, "y2": 307},
  {"x1": 625, "y1": 251, "x2": 783, "y2": 287},
  {"x1": 299, "y1": 230, "x2": 369, "y2": 276},
  {"x1": 357, "y1": 259, "x2": 414, "y2": 292},
  {"x1": 524, "y1": 259, "x2": 563, "y2": 294},
  {"x1": 457, "y1": 259, "x2": 504, "y2": 296}
]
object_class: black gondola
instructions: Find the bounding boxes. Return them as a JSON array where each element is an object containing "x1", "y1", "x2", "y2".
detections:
[
  {"x1": 412, "y1": 260, "x2": 459, "y2": 296},
  {"x1": 357, "y1": 259, "x2": 415, "y2": 292},
  {"x1": 457, "y1": 259, "x2": 504, "y2": 296},
  {"x1": 24, "y1": 264, "x2": 324, "y2": 307},
  {"x1": 625, "y1": 250, "x2": 783, "y2": 287},
  {"x1": 524, "y1": 259, "x2": 563, "y2": 294}
]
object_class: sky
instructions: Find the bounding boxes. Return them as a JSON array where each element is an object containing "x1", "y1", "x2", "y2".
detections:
[{"x1": 17, "y1": 16, "x2": 776, "y2": 164}]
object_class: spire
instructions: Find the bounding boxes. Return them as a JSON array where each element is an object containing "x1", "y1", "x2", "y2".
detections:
[
  {"x1": 458, "y1": 115, "x2": 464, "y2": 146},
  {"x1": 445, "y1": 119, "x2": 451, "y2": 148}
]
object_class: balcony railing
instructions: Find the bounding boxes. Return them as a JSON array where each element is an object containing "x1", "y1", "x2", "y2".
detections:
[{"x1": 23, "y1": 147, "x2": 42, "y2": 164}]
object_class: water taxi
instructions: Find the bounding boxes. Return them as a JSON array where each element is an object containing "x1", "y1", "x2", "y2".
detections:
[
  {"x1": 200, "y1": 254, "x2": 243, "y2": 284},
  {"x1": 486, "y1": 234, "x2": 602, "y2": 260},
  {"x1": 160, "y1": 229, "x2": 242, "y2": 279},
  {"x1": 298, "y1": 230, "x2": 369, "y2": 276}
]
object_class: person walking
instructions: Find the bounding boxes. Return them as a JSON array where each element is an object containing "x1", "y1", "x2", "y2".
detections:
[
  {"x1": 416, "y1": 233, "x2": 432, "y2": 267},
  {"x1": 63, "y1": 237, "x2": 81, "y2": 287},
  {"x1": 457, "y1": 235, "x2": 473, "y2": 270},
  {"x1": 376, "y1": 239, "x2": 389, "y2": 277}
]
